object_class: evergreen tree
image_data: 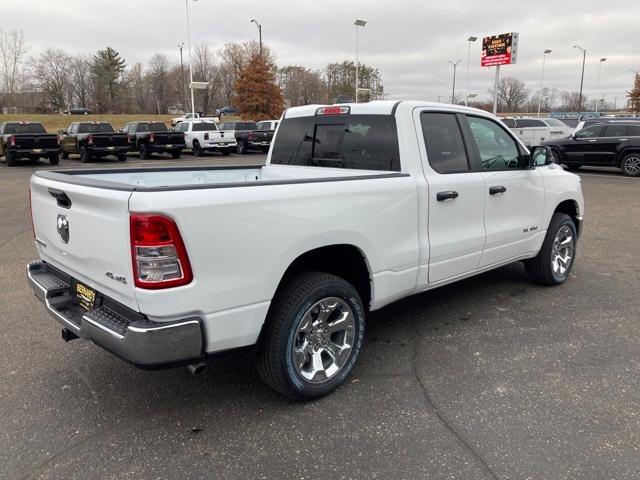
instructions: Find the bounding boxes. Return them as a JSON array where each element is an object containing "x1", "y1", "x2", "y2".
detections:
[
  {"x1": 233, "y1": 54, "x2": 284, "y2": 120},
  {"x1": 91, "y1": 47, "x2": 126, "y2": 113}
]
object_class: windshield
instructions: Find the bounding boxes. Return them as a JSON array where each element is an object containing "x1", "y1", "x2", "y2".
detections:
[
  {"x1": 543, "y1": 118, "x2": 567, "y2": 127},
  {"x1": 3, "y1": 123, "x2": 47, "y2": 134}
]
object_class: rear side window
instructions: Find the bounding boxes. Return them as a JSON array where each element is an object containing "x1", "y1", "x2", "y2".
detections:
[
  {"x1": 604, "y1": 124, "x2": 627, "y2": 137},
  {"x1": 4, "y1": 123, "x2": 47, "y2": 134},
  {"x1": 627, "y1": 125, "x2": 640, "y2": 137},
  {"x1": 420, "y1": 113, "x2": 469, "y2": 174},
  {"x1": 271, "y1": 114, "x2": 400, "y2": 171},
  {"x1": 515, "y1": 119, "x2": 546, "y2": 128}
]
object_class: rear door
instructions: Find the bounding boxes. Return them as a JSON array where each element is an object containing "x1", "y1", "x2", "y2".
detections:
[
  {"x1": 30, "y1": 175, "x2": 138, "y2": 311},
  {"x1": 464, "y1": 115, "x2": 544, "y2": 267},
  {"x1": 590, "y1": 124, "x2": 628, "y2": 165},
  {"x1": 418, "y1": 111, "x2": 486, "y2": 284}
]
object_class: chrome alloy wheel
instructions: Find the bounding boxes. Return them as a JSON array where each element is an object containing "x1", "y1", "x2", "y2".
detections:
[
  {"x1": 624, "y1": 155, "x2": 640, "y2": 175},
  {"x1": 292, "y1": 297, "x2": 356, "y2": 384},
  {"x1": 551, "y1": 225, "x2": 574, "y2": 278}
]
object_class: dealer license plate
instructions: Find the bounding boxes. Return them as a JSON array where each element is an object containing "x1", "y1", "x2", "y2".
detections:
[{"x1": 76, "y1": 282, "x2": 96, "y2": 311}]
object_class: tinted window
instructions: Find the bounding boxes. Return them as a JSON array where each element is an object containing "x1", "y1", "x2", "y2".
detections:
[
  {"x1": 236, "y1": 122, "x2": 257, "y2": 131},
  {"x1": 604, "y1": 125, "x2": 627, "y2": 137},
  {"x1": 257, "y1": 122, "x2": 270, "y2": 130},
  {"x1": 421, "y1": 113, "x2": 469, "y2": 174},
  {"x1": 515, "y1": 119, "x2": 545, "y2": 128},
  {"x1": 192, "y1": 122, "x2": 217, "y2": 132},
  {"x1": 77, "y1": 123, "x2": 114, "y2": 133},
  {"x1": 4, "y1": 122, "x2": 47, "y2": 134},
  {"x1": 543, "y1": 118, "x2": 566, "y2": 127},
  {"x1": 271, "y1": 114, "x2": 400, "y2": 171},
  {"x1": 501, "y1": 118, "x2": 517, "y2": 128},
  {"x1": 466, "y1": 116, "x2": 523, "y2": 170},
  {"x1": 575, "y1": 126, "x2": 603, "y2": 138},
  {"x1": 627, "y1": 125, "x2": 640, "y2": 137},
  {"x1": 149, "y1": 123, "x2": 168, "y2": 132}
]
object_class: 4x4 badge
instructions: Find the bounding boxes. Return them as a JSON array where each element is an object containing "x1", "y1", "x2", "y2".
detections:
[{"x1": 57, "y1": 214, "x2": 69, "y2": 243}]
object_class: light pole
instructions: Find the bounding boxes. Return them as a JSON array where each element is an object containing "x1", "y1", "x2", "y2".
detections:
[
  {"x1": 465, "y1": 36, "x2": 477, "y2": 103},
  {"x1": 177, "y1": 42, "x2": 186, "y2": 112},
  {"x1": 354, "y1": 19, "x2": 367, "y2": 103},
  {"x1": 250, "y1": 19, "x2": 262, "y2": 56},
  {"x1": 184, "y1": 0, "x2": 197, "y2": 115},
  {"x1": 573, "y1": 45, "x2": 586, "y2": 112},
  {"x1": 537, "y1": 49, "x2": 552, "y2": 116},
  {"x1": 449, "y1": 59, "x2": 462, "y2": 104},
  {"x1": 595, "y1": 57, "x2": 607, "y2": 112}
]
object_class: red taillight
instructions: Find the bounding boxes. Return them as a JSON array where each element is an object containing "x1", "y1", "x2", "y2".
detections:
[
  {"x1": 130, "y1": 214, "x2": 192, "y2": 289},
  {"x1": 127, "y1": 134, "x2": 131, "y2": 143},
  {"x1": 248, "y1": 132, "x2": 255, "y2": 141},
  {"x1": 149, "y1": 133, "x2": 155, "y2": 142},
  {"x1": 9, "y1": 135, "x2": 16, "y2": 147},
  {"x1": 317, "y1": 106, "x2": 350, "y2": 115},
  {"x1": 204, "y1": 132, "x2": 209, "y2": 140},
  {"x1": 87, "y1": 134, "x2": 94, "y2": 144}
]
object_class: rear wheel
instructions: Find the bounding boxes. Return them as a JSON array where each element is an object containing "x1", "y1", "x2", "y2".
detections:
[
  {"x1": 5, "y1": 151, "x2": 17, "y2": 166},
  {"x1": 79, "y1": 146, "x2": 90, "y2": 163},
  {"x1": 61, "y1": 150, "x2": 69, "y2": 160},
  {"x1": 221, "y1": 148, "x2": 230, "y2": 156},
  {"x1": 237, "y1": 141, "x2": 247, "y2": 154},
  {"x1": 256, "y1": 271, "x2": 365, "y2": 401},
  {"x1": 525, "y1": 213, "x2": 577, "y2": 286},
  {"x1": 620, "y1": 153, "x2": 640, "y2": 177},
  {"x1": 564, "y1": 164, "x2": 580, "y2": 171},
  {"x1": 139, "y1": 143, "x2": 150, "y2": 159},
  {"x1": 49, "y1": 153, "x2": 60, "y2": 165},
  {"x1": 117, "y1": 153, "x2": 127, "y2": 162},
  {"x1": 192, "y1": 140, "x2": 203, "y2": 157},
  {"x1": 171, "y1": 149, "x2": 181, "y2": 159}
]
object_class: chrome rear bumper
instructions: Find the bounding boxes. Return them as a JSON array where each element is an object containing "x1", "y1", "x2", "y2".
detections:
[{"x1": 27, "y1": 260, "x2": 205, "y2": 369}]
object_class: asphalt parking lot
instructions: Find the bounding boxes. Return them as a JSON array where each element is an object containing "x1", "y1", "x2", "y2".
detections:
[{"x1": 1, "y1": 155, "x2": 639, "y2": 480}]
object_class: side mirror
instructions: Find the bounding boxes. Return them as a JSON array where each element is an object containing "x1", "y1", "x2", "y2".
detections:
[
  {"x1": 530, "y1": 146, "x2": 553, "y2": 167},
  {"x1": 569, "y1": 133, "x2": 575, "y2": 140}
]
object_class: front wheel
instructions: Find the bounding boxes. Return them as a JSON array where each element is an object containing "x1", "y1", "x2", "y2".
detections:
[
  {"x1": 139, "y1": 143, "x2": 150, "y2": 159},
  {"x1": 620, "y1": 153, "x2": 640, "y2": 177},
  {"x1": 564, "y1": 163, "x2": 580, "y2": 171},
  {"x1": 192, "y1": 140, "x2": 202, "y2": 157},
  {"x1": 256, "y1": 272, "x2": 365, "y2": 401},
  {"x1": 525, "y1": 213, "x2": 577, "y2": 286}
]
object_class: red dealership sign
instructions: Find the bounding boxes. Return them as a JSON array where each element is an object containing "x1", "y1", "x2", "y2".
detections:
[{"x1": 481, "y1": 33, "x2": 519, "y2": 67}]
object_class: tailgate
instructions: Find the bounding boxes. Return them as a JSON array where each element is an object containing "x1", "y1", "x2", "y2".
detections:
[
  {"x1": 93, "y1": 133, "x2": 129, "y2": 147},
  {"x1": 30, "y1": 175, "x2": 138, "y2": 311},
  {"x1": 15, "y1": 134, "x2": 59, "y2": 149}
]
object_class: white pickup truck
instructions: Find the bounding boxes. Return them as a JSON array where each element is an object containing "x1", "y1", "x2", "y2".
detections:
[
  {"x1": 175, "y1": 120, "x2": 236, "y2": 156},
  {"x1": 27, "y1": 101, "x2": 584, "y2": 400}
]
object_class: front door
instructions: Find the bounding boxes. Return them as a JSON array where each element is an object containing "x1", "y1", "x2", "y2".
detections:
[
  {"x1": 417, "y1": 111, "x2": 486, "y2": 284},
  {"x1": 566, "y1": 124, "x2": 605, "y2": 164},
  {"x1": 463, "y1": 115, "x2": 545, "y2": 267}
]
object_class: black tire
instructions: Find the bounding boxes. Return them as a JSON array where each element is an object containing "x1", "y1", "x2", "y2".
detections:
[
  {"x1": 117, "y1": 153, "x2": 127, "y2": 162},
  {"x1": 255, "y1": 271, "x2": 365, "y2": 401},
  {"x1": 49, "y1": 153, "x2": 60, "y2": 165},
  {"x1": 620, "y1": 153, "x2": 640, "y2": 177},
  {"x1": 564, "y1": 163, "x2": 580, "y2": 171},
  {"x1": 525, "y1": 213, "x2": 577, "y2": 286},
  {"x1": 5, "y1": 151, "x2": 17, "y2": 166},
  {"x1": 221, "y1": 148, "x2": 230, "y2": 156},
  {"x1": 549, "y1": 147, "x2": 561, "y2": 164},
  {"x1": 79, "y1": 146, "x2": 90, "y2": 163},
  {"x1": 139, "y1": 143, "x2": 150, "y2": 159},
  {"x1": 192, "y1": 140, "x2": 202, "y2": 157},
  {"x1": 237, "y1": 141, "x2": 247, "y2": 154},
  {"x1": 171, "y1": 149, "x2": 181, "y2": 159},
  {"x1": 61, "y1": 150, "x2": 69, "y2": 160}
]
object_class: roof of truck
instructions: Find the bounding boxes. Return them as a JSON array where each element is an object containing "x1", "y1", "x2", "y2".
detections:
[{"x1": 284, "y1": 100, "x2": 492, "y2": 118}]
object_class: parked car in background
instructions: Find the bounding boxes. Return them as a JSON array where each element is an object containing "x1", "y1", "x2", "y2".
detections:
[
  {"x1": 574, "y1": 117, "x2": 640, "y2": 133},
  {"x1": 27, "y1": 101, "x2": 584, "y2": 400},
  {"x1": 217, "y1": 121, "x2": 273, "y2": 154},
  {"x1": 170, "y1": 113, "x2": 218, "y2": 127},
  {"x1": 215, "y1": 106, "x2": 238, "y2": 116},
  {"x1": 502, "y1": 117, "x2": 572, "y2": 147},
  {"x1": 60, "y1": 122, "x2": 129, "y2": 162},
  {"x1": 0, "y1": 121, "x2": 60, "y2": 166},
  {"x1": 542, "y1": 122, "x2": 640, "y2": 176},
  {"x1": 123, "y1": 121, "x2": 185, "y2": 159},
  {"x1": 176, "y1": 120, "x2": 236, "y2": 156},
  {"x1": 257, "y1": 120, "x2": 279, "y2": 131},
  {"x1": 62, "y1": 107, "x2": 92, "y2": 115}
]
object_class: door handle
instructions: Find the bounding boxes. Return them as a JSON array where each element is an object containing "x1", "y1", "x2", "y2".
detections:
[
  {"x1": 436, "y1": 190, "x2": 459, "y2": 201},
  {"x1": 620, "y1": 138, "x2": 628, "y2": 141},
  {"x1": 489, "y1": 186, "x2": 507, "y2": 195},
  {"x1": 587, "y1": 139, "x2": 597, "y2": 142}
]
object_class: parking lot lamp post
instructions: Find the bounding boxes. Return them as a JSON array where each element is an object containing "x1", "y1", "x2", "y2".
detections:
[
  {"x1": 537, "y1": 49, "x2": 552, "y2": 116},
  {"x1": 449, "y1": 59, "x2": 462, "y2": 104},
  {"x1": 250, "y1": 19, "x2": 263, "y2": 56},
  {"x1": 595, "y1": 57, "x2": 607, "y2": 113},
  {"x1": 177, "y1": 42, "x2": 187, "y2": 113},
  {"x1": 573, "y1": 45, "x2": 587, "y2": 112},
  {"x1": 354, "y1": 19, "x2": 367, "y2": 103},
  {"x1": 184, "y1": 0, "x2": 196, "y2": 116},
  {"x1": 465, "y1": 36, "x2": 477, "y2": 104}
]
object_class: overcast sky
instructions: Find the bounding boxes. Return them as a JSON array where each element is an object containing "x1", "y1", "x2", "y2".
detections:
[{"x1": 6, "y1": 0, "x2": 640, "y2": 106}]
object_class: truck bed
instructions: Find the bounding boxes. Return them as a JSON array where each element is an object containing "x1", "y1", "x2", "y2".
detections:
[{"x1": 34, "y1": 164, "x2": 406, "y2": 191}]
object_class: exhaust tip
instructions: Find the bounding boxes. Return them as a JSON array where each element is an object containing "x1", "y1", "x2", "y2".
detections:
[
  {"x1": 187, "y1": 362, "x2": 207, "y2": 375},
  {"x1": 61, "y1": 328, "x2": 79, "y2": 342}
]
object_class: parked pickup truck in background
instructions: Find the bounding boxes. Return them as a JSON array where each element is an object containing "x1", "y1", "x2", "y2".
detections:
[
  {"x1": 27, "y1": 101, "x2": 584, "y2": 400},
  {"x1": 257, "y1": 120, "x2": 279, "y2": 131},
  {"x1": 122, "y1": 121, "x2": 185, "y2": 159},
  {"x1": 1, "y1": 122, "x2": 60, "y2": 166},
  {"x1": 170, "y1": 112, "x2": 218, "y2": 127},
  {"x1": 60, "y1": 122, "x2": 129, "y2": 162},
  {"x1": 501, "y1": 117, "x2": 572, "y2": 148},
  {"x1": 217, "y1": 121, "x2": 273, "y2": 154},
  {"x1": 175, "y1": 120, "x2": 236, "y2": 156}
]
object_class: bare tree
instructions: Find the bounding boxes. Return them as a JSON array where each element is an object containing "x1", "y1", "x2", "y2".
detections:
[
  {"x1": 148, "y1": 53, "x2": 170, "y2": 114},
  {"x1": 126, "y1": 62, "x2": 151, "y2": 113},
  {"x1": 558, "y1": 91, "x2": 585, "y2": 112},
  {"x1": 70, "y1": 54, "x2": 92, "y2": 108},
  {"x1": 278, "y1": 65, "x2": 326, "y2": 106},
  {"x1": 193, "y1": 43, "x2": 217, "y2": 114},
  {"x1": 495, "y1": 76, "x2": 529, "y2": 113},
  {"x1": 30, "y1": 47, "x2": 72, "y2": 111},
  {"x1": 0, "y1": 28, "x2": 28, "y2": 108}
]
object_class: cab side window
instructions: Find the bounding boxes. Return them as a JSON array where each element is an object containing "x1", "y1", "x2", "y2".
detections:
[
  {"x1": 420, "y1": 112, "x2": 470, "y2": 174},
  {"x1": 466, "y1": 116, "x2": 523, "y2": 170}
]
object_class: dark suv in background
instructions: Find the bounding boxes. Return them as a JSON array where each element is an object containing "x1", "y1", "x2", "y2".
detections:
[{"x1": 542, "y1": 122, "x2": 640, "y2": 176}]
